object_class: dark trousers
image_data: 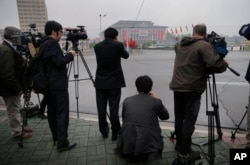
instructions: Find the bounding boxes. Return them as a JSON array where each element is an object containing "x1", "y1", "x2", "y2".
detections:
[
  {"x1": 174, "y1": 91, "x2": 201, "y2": 155},
  {"x1": 95, "y1": 88, "x2": 121, "y2": 135},
  {"x1": 47, "y1": 90, "x2": 69, "y2": 149}
]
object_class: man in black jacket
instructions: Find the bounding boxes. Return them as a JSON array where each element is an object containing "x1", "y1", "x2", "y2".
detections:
[
  {"x1": 39, "y1": 20, "x2": 76, "y2": 152},
  {"x1": 94, "y1": 27, "x2": 129, "y2": 141},
  {"x1": 0, "y1": 26, "x2": 32, "y2": 138}
]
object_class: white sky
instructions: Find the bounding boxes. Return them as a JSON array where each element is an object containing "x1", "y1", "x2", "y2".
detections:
[{"x1": 0, "y1": 0, "x2": 249, "y2": 39}]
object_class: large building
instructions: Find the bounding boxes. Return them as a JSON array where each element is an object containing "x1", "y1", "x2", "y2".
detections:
[
  {"x1": 16, "y1": 0, "x2": 48, "y2": 33},
  {"x1": 110, "y1": 20, "x2": 167, "y2": 45}
]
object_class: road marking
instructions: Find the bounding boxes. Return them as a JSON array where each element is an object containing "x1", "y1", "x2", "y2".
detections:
[{"x1": 211, "y1": 82, "x2": 249, "y2": 86}]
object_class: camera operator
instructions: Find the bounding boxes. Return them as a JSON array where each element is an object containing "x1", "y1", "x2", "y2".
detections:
[
  {"x1": 169, "y1": 23, "x2": 228, "y2": 160},
  {"x1": 239, "y1": 23, "x2": 250, "y2": 149},
  {"x1": 39, "y1": 20, "x2": 76, "y2": 152},
  {"x1": 0, "y1": 26, "x2": 33, "y2": 139}
]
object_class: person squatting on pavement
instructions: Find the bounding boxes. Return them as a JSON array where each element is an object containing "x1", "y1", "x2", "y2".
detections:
[
  {"x1": 169, "y1": 23, "x2": 228, "y2": 160},
  {"x1": 39, "y1": 20, "x2": 77, "y2": 152},
  {"x1": 115, "y1": 75, "x2": 169, "y2": 161},
  {"x1": 94, "y1": 27, "x2": 129, "y2": 141},
  {"x1": 0, "y1": 26, "x2": 33, "y2": 138}
]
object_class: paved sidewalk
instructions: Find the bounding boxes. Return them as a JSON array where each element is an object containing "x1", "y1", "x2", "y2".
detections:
[{"x1": 0, "y1": 105, "x2": 247, "y2": 165}]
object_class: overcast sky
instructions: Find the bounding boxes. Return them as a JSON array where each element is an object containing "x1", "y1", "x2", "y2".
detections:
[{"x1": 0, "y1": 0, "x2": 249, "y2": 39}]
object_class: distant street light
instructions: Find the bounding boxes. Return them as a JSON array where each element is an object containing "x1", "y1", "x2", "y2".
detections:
[{"x1": 99, "y1": 14, "x2": 106, "y2": 38}]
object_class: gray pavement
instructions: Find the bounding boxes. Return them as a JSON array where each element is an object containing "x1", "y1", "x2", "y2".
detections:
[
  {"x1": 21, "y1": 50, "x2": 250, "y2": 130},
  {"x1": 0, "y1": 105, "x2": 247, "y2": 165}
]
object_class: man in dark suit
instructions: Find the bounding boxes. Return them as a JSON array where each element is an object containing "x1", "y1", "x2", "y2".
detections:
[
  {"x1": 94, "y1": 27, "x2": 129, "y2": 141},
  {"x1": 40, "y1": 20, "x2": 76, "y2": 152}
]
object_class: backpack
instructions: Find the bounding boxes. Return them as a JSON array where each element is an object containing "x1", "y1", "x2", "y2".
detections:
[
  {"x1": 26, "y1": 39, "x2": 51, "y2": 94},
  {"x1": 26, "y1": 55, "x2": 48, "y2": 94}
]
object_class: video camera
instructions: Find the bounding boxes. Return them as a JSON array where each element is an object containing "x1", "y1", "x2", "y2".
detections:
[
  {"x1": 65, "y1": 26, "x2": 88, "y2": 42},
  {"x1": 239, "y1": 23, "x2": 250, "y2": 40},
  {"x1": 206, "y1": 31, "x2": 228, "y2": 58},
  {"x1": 15, "y1": 24, "x2": 42, "y2": 57}
]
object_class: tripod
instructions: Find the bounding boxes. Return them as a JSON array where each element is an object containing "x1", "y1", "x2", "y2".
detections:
[
  {"x1": 231, "y1": 106, "x2": 248, "y2": 139},
  {"x1": 18, "y1": 87, "x2": 39, "y2": 148},
  {"x1": 67, "y1": 41, "x2": 94, "y2": 119},
  {"x1": 192, "y1": 74, "x2": 222, "y2": 165}
]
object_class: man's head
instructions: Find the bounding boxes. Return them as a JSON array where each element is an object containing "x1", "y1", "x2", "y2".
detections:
[
  {"x1": 193, "y1": 24, "x2": 207, "y2": 39},
  {"x1": 3, "y1": 26, "x2": 22, "y2": 45},
  {"x1": 104, "y1": 27, "x2": 118, "y2": 40},
  {"x1": 135, "y1": 75, "x2": 153, "y2": 94},
  {"x1": 44, "y1": 20, "x2": 63, "y2": 41}
]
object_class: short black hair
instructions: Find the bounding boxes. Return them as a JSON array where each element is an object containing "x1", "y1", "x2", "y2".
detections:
[
  {"x1": 104, "y1": 27, "x2": 118, "y2": 39},
  {"x1": 44, "y1": 20, "x2": 63, "y2": 35},
  {"x1": 135, "y1": 75, "x2": 153, "y2": 94}
]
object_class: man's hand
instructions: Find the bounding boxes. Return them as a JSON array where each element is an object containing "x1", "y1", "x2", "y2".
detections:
[
  {"x1": 69, "y1": 50, "x2": 76, "y2": 56},
  {"x1": 149, "y1": 91, "x2": 157, "y2": 98}
]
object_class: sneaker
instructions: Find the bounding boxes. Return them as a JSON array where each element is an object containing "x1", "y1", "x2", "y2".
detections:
[
  {"x1": 23, "y1": 127, "x2": 33, "y2": 133},
  {"x1": 112, "y1": 133, "x2": 118, "y2": 141}
]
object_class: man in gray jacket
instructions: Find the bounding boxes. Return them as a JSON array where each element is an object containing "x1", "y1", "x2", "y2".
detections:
[
  {"x1": 0, "y1": 26, "x2": 32, "y2": 138},
  {"x1": 169, "y1": 23, "x2": 228, "y2": 160},
  {"x1": 116, "y1": 75, "x2": 169, "y2": 161}
]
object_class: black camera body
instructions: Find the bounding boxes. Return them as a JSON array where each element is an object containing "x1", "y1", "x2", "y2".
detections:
[
  {"x1": 15, "y1": 24, "x2": 42, "y2": 57},
  {"x1": 18, "y1": 24, "x2": 42, "y2": 48},
  {"x1": 65, "y1": 26, "x2": 88, "y2": 42},
  {"x1": 206, "y1": 31, "x2": 228, "y2": 58}
]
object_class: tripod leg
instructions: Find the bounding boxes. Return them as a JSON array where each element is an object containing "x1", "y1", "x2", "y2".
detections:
[
  {"x1": 207, "y1": 112, "x2": 215, "y2": 164},
  {"x1": 73, "y1": 55, "x2": 80, "y2": 119},
  {"x1": 231, "y1": 107, "x2": 248, "y2": 139},
  {"x1": 211, "y1": 74, "x2": 223, "y2": 139},
  {"x1": 78, "y1": 50, "x2": 95, "y2": 84}
]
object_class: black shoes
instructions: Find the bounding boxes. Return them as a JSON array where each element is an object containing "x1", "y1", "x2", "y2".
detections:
[
  {"x1": 112, "y1": 133, "x2": 118, "y2": 141},
  {"x1": 102, "y1": 132, "x2": 109, "y2": 138},
  {"x1": 57, "y1": 143, "x2": 77, "y2": 152},
  {"x1": 178, "y1": 151, "x2": 201, "y2": 161},
  {"x1": 37, "y1": 113, "x2": 47, "y2": 120}
]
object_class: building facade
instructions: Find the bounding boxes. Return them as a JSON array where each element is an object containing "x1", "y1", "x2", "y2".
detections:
[
  {"x1": 110, "y1": 20, "x2": 167, "y2": 46},
  {"x1": 16, "y1": 0, "x2": 48, "y2": 33}
]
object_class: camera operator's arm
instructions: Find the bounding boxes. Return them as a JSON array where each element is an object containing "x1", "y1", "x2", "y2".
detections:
[
  {"x1": 44, "y1": 40, "x2": 74, "y2": 67},
  {"x1": 245, "y1": 61, "x2": 250, "y2": 84}
]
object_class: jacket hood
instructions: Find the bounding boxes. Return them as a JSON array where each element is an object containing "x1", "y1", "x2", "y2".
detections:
[{"x1": 180, "y1": 37, "x2": 203, "y2": 46}]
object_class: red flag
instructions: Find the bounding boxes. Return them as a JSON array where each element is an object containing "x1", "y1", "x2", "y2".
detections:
[
  {"x1": 186, "y1": 25, "x2": 188, "y2": 32},
  {"x1": 180, "y1": 26, "x2": 182, "y2": 33},
  {"x1": 175, "y1": 27, "x2": 178, "y2": 34}
]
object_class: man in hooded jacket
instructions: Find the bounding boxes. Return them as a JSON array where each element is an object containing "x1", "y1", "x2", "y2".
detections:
[{"x1": 169, "y1": 23, "x2": 228, "y2": 159}]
